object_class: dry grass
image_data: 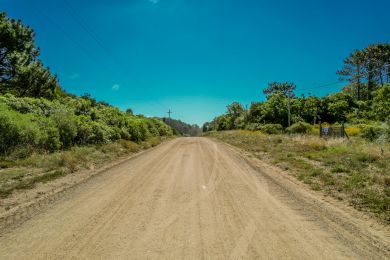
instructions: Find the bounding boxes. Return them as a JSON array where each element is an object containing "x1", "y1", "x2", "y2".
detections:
[
  {"x1": 120, "y1": 140, "x2": 140, "y2": 152},
  {"x1": 239, "y1": 129, "x2": 264, "y2": 135},
  {"x1": 206, "y1": 130, "x2": 390, "y2": 223},
  {"x1": 0, "y1": 137, "x2": 168, "y2": 198},
  {"x1": 148, "y1": 137, "x2": 162, "y2": 147}
]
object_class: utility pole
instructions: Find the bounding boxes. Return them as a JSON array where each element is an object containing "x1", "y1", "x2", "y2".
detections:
[
  {"x1": 245, "y1": 104, "x2": 248, "y2": 124},
  {"x1": 167, "y1": 109, "x2": 172, "y2": 119},
  {"x1": 287, "y1": 90, "x2": 291, "y2": 127},
  {"x1": 357, "y1": 64, "x2": 361, "y2": 100}
]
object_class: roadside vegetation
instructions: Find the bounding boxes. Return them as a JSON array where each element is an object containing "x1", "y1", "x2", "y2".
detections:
[
  {"x1": 203, "y1": 43, "x2": 390, "y2": 222},
  {"x1": 0, "y1": 138, "x2": 166, "y2": 198},
  {"x1": 203, "y1": 44, "x2": 390, "y2": 133},
  {"x1": 206, "y1": 130, "x2": 390, "y2": 223},
  {"x1": 0, "y1": 13, "x2": 174, "y2": 197}
]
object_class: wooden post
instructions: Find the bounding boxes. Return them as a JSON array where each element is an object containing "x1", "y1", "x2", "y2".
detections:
[
  {"x1": 287, "y1": 93, "x2": 291, "y2": 127},
  {"x1": 319, "y1": 121, "x2": 322, "y2": 138},
  {"x1": 341, "y1": 121, "x2": 345, "y2": 138}
]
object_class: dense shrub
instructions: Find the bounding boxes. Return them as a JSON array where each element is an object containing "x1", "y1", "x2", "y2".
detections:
[
  {"x1": 259, "y1": 124, "x2": 283, "y2": 134},
  {"x1": 75, "y1": 117, "x2": 120, "y2": 145},
  {"x1": 153, "y1": 119, "x2": 174, "y2": 136},
  {"x1": 379, "y1": 123, "x2": 390, "y2": 143},
  {"x1": 119, "y1": 127, "x2": 132, "y2": 140},
  {"x1": 51, "y1": 112, "x2": 78, "y2": 148},
  {"x1": 90, "y1": 121, "x2": 115, "y2": 144},
  {"x1": 0, "y1": 94, "x2": 67, "y2": 116},
  {"x1": 0, "y1": 104, "x2": 62, "y2": 156},
  {"x1": 245, "y1": 123, "x2": 283, "y2": 134},
  {"x1": 286, "y1": 122, "x2": 313, "y2": 134},
  {"x1": 245, "y1": 123, "x2": 261, "y2": 131},
  {"x1": 0, "y1": 94, "x2": 173, "y2": 156},
  {"x1": 74, "y1": 116, "x2": 94, "y2": 145},
  {"x1": 358, "y1": 123, "x2": 390, "y2": 143},
  {"x1": 372, "y1": 85, "x2": 390, "y2": 121},
  {"x1": 35, "y1": 117, "x2": 62, "y2": 151},
  {"x1": 127, "y1": 118, "x2": 151, "y2": 141},
  {"x1": 0, "y1": 105, "x2": 40, "y2": 154},
  {"x1": 359, "y1": 124, "x2": 384, "y2": 141},
  {"x1": 146, "y1": 120, "x2": 160, "y2": 137}
]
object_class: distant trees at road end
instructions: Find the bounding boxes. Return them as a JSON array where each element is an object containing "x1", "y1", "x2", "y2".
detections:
[{"x1": 161, "y1": 118, "x2": 202, "y2": 137}]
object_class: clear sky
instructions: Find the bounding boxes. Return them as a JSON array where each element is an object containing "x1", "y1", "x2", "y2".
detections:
[{"x1": 2, "y1": 0, "x2": 390, "y2": 125}]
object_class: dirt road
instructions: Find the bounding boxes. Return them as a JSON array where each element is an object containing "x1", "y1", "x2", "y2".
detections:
[{"x1": 0, "y1": 138, "x2": 388, "y2": 259}]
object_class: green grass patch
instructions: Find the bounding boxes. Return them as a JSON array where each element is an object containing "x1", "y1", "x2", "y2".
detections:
[
  {"x1": 206, "y1": 130, "x2": 390, "y2": 223},
  {"x1": 0, "y1": 138, "x2": 168, "y2": 198}
]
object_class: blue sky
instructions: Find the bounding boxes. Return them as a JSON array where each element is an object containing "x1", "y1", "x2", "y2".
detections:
[{"x1": 2, "y1": 0, "x2": 390, "y2": 125}]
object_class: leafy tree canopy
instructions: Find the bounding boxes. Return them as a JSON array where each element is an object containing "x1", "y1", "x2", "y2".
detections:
[
  {"x1": 263, "y1": 82, "x2": 296, "y2": 98},
  {"x1": 0, "y1": 12, "x2": 59, "y2": 99}
]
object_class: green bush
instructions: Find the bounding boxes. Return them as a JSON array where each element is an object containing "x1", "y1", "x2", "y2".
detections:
[
  {"x1": 377, "y1": 122, "x2": 390, "y2": 143},
  {"x1": 245, "y1": 123, "x2": 283, "y2": 134},
  {"x1": 119, "y1": 127, "x2": 132, "y2": 140},
  {"x1": 0, "y1": 94, "x2": 173, "y2": 157},
  {"x1": 90, "y1": 122, "x2": 113, "y2": 144},
  {"x1": 127, "y1": 123, "x2": 143, "y2": 142},
  {"x1": 245, "y1": 123, "x2": 260, "y2": 131},
  {"x1": 0, "y1": 105, "x2": 40, "y2": 155},
  {"x1": 146, "y1": 120, "x2": 160, "y2": 137},
  {"x1": 51, "y1": 112, "x2": 77, "y2": 148},
  {"x1": 259, "y1": 124, "x2": 283, "y2": 134},
  {"x1": 127, "y1": 118, "x2": 151, "y2": 141},
  {"x1": 0, "y1": 104, "x2": 63, "y2": 155},
  {"x1": 359, "y1": 124, "x2": 384, "y2": 141},
  {"x1": 35, "y1": 117, "x2": 62, "y2": 151},
  {"x1": 286, "y1": 122, "x2": 313, "y2": 134},
  {"x1": 0, "y1": 94, "x2": 67, "y2": 116},
  {"x1": 152, "y1": 119, "x2": 173, "y2": 136},
  {"x1": 74, "y1": 116, "x2": 94, "y2": 145}
]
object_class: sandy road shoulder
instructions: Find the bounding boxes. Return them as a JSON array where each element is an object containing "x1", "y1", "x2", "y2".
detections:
[{"x1": 210, "y1": 137, "x2": 390, "y2": 258}]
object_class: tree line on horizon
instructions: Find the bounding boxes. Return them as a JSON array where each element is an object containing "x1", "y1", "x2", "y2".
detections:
[
  {"x1": 203, "y1": 44, "x2": 390, "y2": 140},
  {"x1": 161, "y1": 117, "x2": 202, "y2": 137}
]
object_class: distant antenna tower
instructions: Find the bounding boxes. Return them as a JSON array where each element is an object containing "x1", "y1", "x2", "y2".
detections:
[{"x1": 167, "y1": 109, "x2": 172, "y2": 118}]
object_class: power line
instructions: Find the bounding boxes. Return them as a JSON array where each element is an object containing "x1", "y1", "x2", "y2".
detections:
[
  {"x1": 295, "y1": 63, "x2": 390, "y2": 92},
  {"x1": 14, "y1": 8, "x2": 98, "y2": 94},
  {"x1": 59, "y1": 0, "x2": 112, "y2": 55},
  {"x1": 296, "y1": 81, "x2": 341, "y2": 91},
  {"x1": 58, "y1": 0, "x2": 130, "y2": 76},
  {"x1": 32, "y1": 3, "x2": 151, "y2": 112}
]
